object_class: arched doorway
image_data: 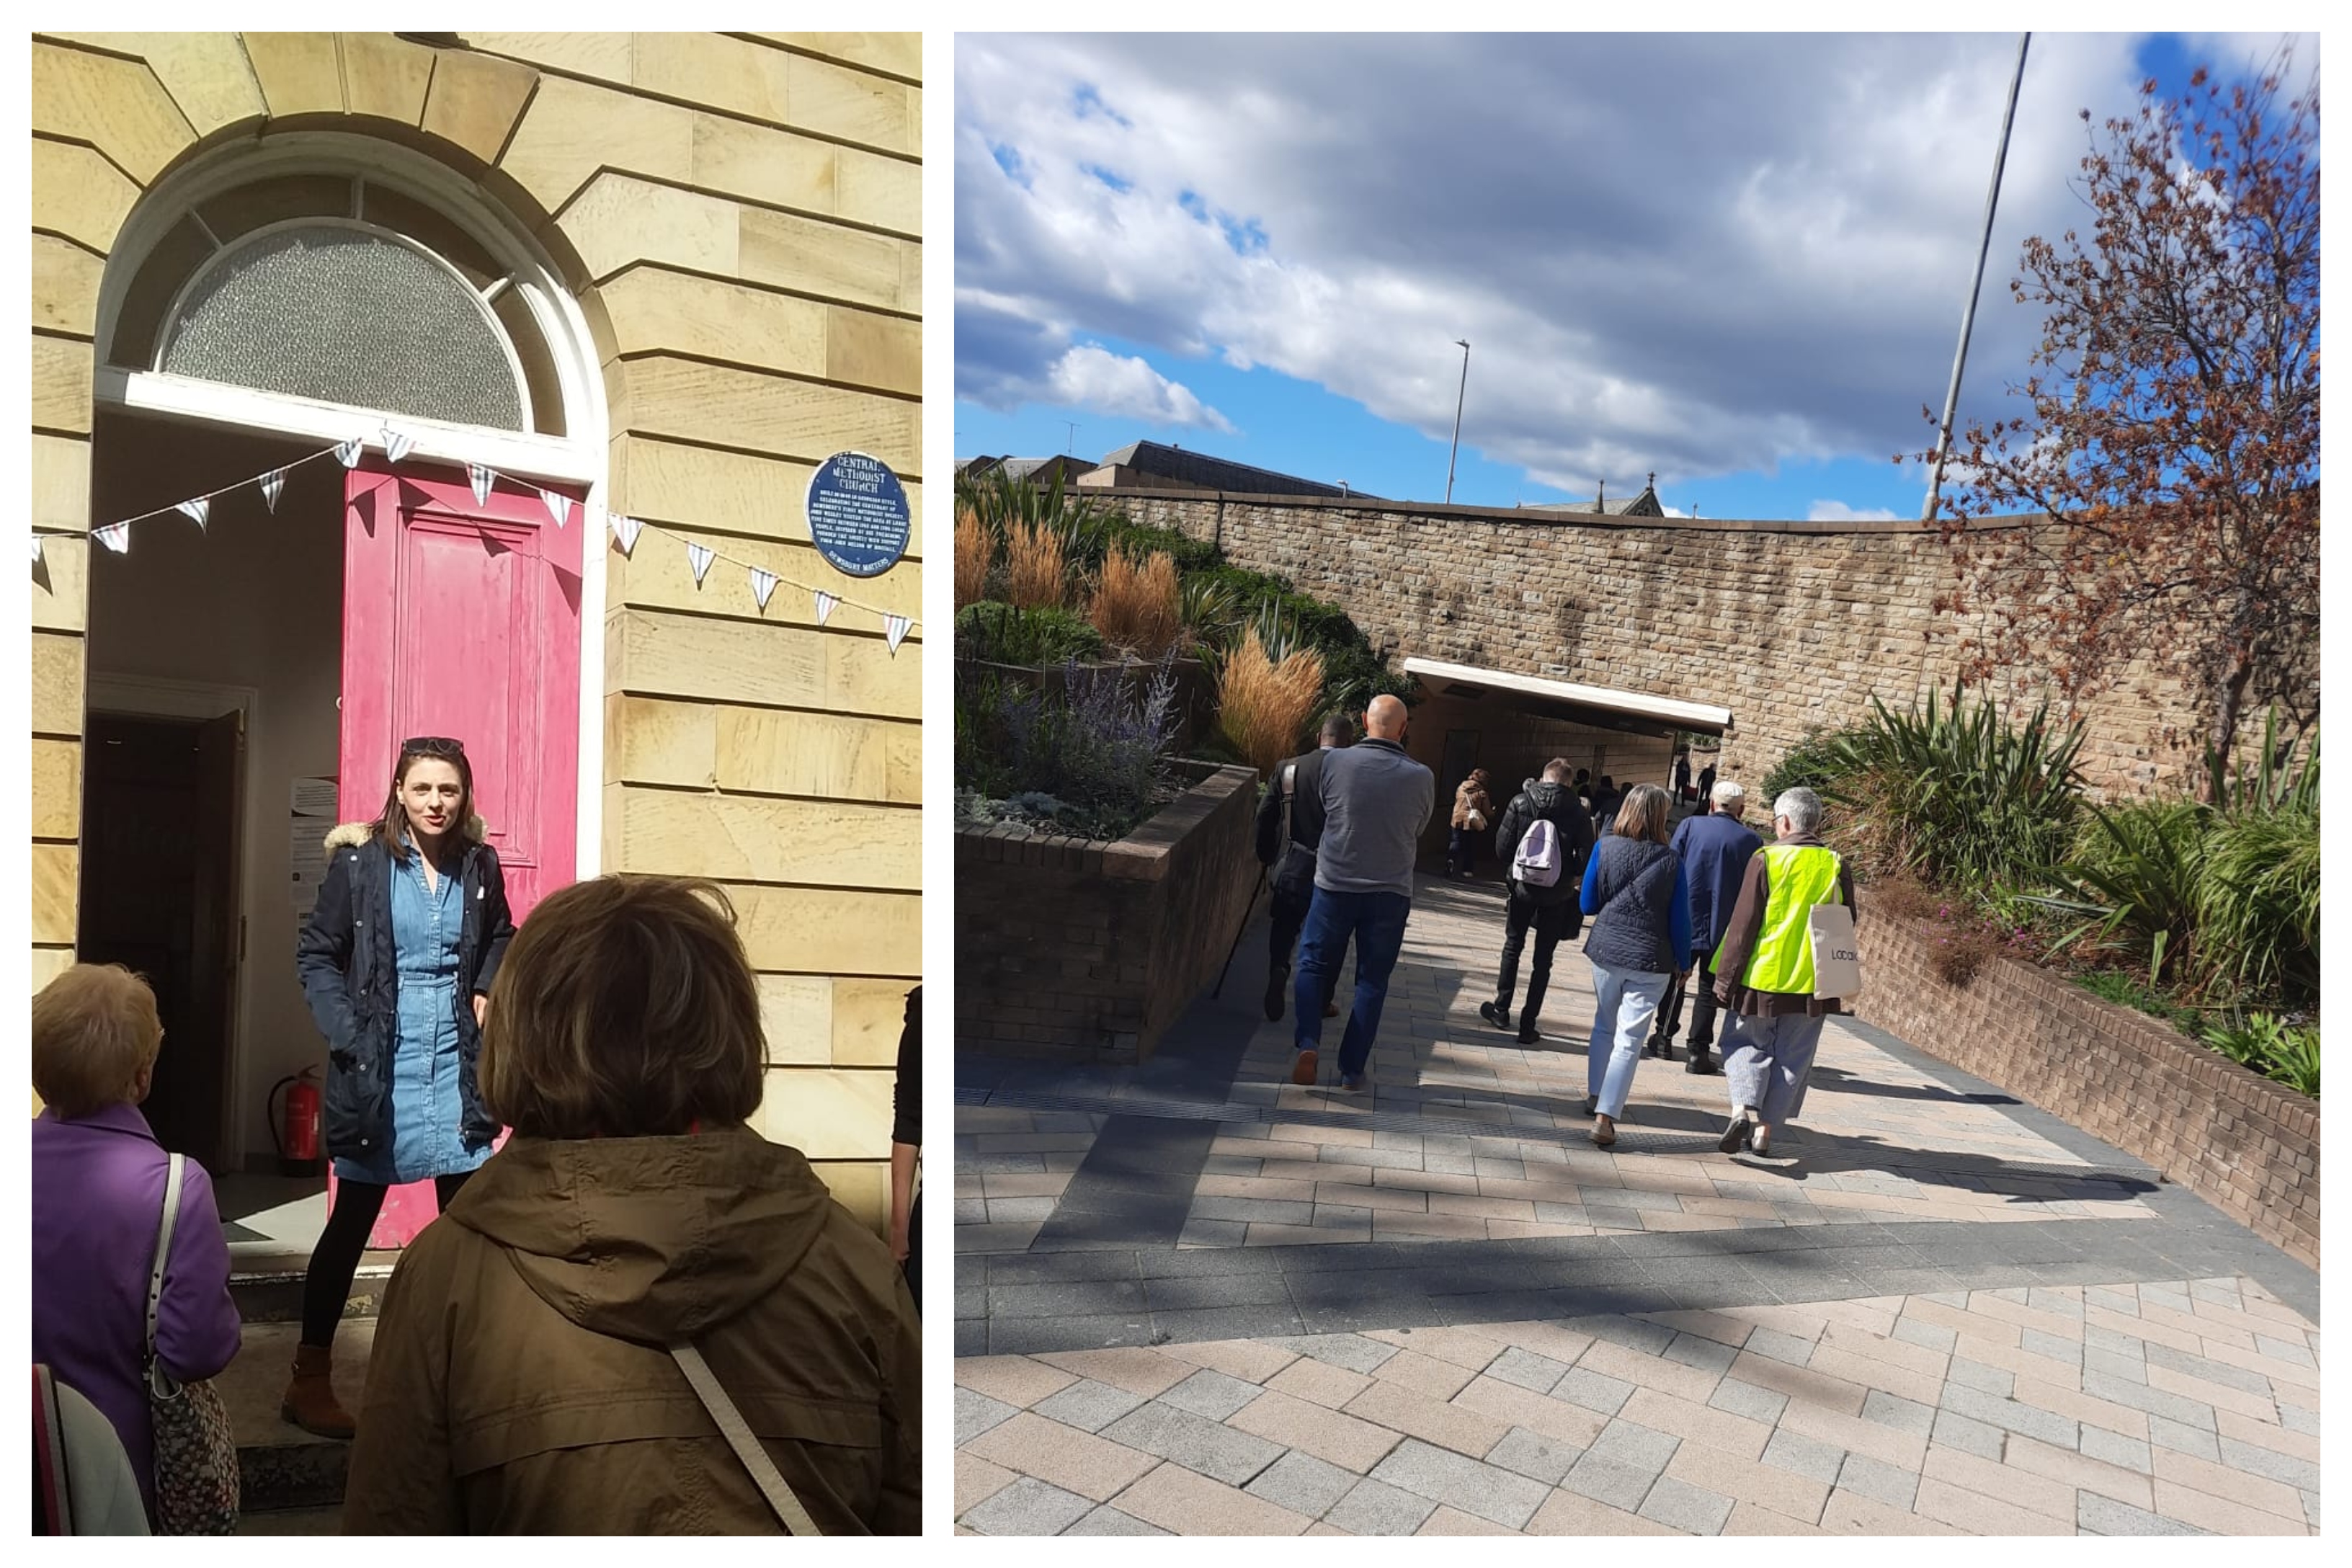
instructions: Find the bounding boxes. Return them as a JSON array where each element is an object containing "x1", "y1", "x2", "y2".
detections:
[{"x1": 83, "y1": 133, "x2": 609, "y2": 1249}]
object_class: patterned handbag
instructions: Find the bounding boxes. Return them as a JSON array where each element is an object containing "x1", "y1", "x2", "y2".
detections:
[{"x1": 145, "y1": 1154, "x2": 241, "y2": 1535}]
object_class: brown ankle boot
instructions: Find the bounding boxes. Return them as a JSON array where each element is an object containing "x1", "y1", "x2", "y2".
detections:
[{"x1": 280, "y1": 1342, "x2": 356, "y2": 1440}]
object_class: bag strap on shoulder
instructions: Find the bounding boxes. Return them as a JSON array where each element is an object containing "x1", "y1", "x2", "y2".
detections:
[
  {"x1": 667, "y1": 1342, "x2": 821, "y2": 1536},
  {"x1": 146, "y1": 1155, "x2": 184, "y2": 1378}
]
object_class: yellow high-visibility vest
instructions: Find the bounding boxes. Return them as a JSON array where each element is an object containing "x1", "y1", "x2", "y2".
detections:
[{"x1": 1741, "y1": 844, "x2": 1845, "y2": 994}]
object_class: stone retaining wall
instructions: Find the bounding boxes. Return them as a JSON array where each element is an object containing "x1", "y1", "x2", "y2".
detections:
[
  {"x1": 1102, "y1": 489, "x2": 2287, "y2": 800},
  {"x1": 956, "y1": 762, "x2": 1261, "y2": 1066},
  {"x1": 1852, "y1": 913, "x2": 2320, "y2": 1268}
]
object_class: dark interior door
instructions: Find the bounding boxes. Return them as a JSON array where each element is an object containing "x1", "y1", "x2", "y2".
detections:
[{"x1": 77, "y1": 710, "x2": 241, "y2": 1174}]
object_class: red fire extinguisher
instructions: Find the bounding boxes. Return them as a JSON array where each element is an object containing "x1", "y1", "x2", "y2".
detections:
[{"x1": 270, "y1": 1068, "x2": 324, "y2": 1177}]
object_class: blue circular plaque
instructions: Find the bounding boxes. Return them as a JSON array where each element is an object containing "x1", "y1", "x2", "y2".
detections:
[{"x1": 805, "y1": 451, "x2": 912, "y2": 579}]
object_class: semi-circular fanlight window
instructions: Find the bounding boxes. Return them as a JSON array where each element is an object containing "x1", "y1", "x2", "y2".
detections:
[
  {"x1": 159, "y1": 222, "x2": 525, "y2": 431},
  {"x1": 107, "y1": 170, "x2": 569, "y2": 439}
]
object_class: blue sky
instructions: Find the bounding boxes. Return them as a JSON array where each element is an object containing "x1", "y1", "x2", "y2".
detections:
[{"x1": 955, "y1": 31, "x2": 2308, "y2": 520}]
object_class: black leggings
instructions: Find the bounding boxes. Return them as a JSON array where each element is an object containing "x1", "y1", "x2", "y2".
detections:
[{"x1": 300, "y1": 1172, "x2": 473, "y2": 1348}]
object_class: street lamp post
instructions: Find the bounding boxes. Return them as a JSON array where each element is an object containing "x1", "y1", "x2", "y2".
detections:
[
  {"x1": 1924, "y1": 32, "x2": 2031, "y2": 522},
  {"x1": 1445, "y1": 339, "x2": 1471, "y2": 505}
]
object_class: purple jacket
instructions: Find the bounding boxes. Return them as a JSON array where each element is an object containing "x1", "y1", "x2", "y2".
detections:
[{"x1": 30, "y1": 1104, "x2": 243, "y2": 1516}]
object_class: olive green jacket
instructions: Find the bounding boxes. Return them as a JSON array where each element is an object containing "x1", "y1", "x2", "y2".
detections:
[{"x1": 342, "y1": 1126, "x2": 919, "y2": 1535}]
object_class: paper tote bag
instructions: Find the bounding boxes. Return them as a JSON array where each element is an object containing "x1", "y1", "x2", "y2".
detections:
[{"x1": 1808, "y1": 902, "x2": 1863, "y2": 1002}]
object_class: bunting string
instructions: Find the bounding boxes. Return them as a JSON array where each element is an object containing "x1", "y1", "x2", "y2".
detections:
[{"x1": 36, "y1": 427, "x2": 920, "y2": 649}]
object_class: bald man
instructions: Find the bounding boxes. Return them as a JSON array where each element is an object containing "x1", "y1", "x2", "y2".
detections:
[{"x1": 1292, "y1": 693, "x2": 1435, "y2": 1091}]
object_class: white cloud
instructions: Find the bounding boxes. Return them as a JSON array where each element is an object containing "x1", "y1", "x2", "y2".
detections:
[
  {"x1": 1808, "y1": 500, "x2": 1902, "y2": 522},
  {"x1": 1046, "y1": 344, "x2": 1234, "y2": 433},
  {"x1": 956, "y1": 33, "x2": 2186, "y2": 497}
]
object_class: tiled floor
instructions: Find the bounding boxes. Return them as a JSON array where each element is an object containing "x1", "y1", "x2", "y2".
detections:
[
  {"x1": 955, "y1": 873, "x2": 2322, "y2": 1535},
  {"x1": 956, "y1": 1276, "x2": 2320, "y2": 1536}
]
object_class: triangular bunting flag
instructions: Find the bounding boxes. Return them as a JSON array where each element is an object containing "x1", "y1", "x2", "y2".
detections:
[
  {"x1": 380, "y1": 426, "x2": 415, "y2": 464},
  {"x1": 686, "y1": 540, "x2": 716, "y2": 586},
  {"x1": 610, "y1": 514, "x2": 643, "y2": 556},
  {"x1": 468, "y1": 464, "x2": 496, "y2": 506},
  {"x1": 884, "y1": 614, "x2": 912, "y2": 655},
  {"x1": 94, "y1": 522, "x2": 130, "y2": 553},
  {"x1": 812, "y1": 590, "x2": 838, "y2": 626},
  {"x1": 540, "y1": 489, "x2": 572, "y2": 529},
  {"x1": 31, "y1": 534, "x2": 45, "y2": 564},
  {"x1": 334, "y1": 436, "x2": 366, "y2": 468},
  {"x1": 177, "y1": 496, "x2": 210, "y2": 530},
  {"x1": 260, "y1": 468, "x2": 286, "y2": 512},
  {"x1": 749, "y1": 567, "x2": 779, "y2": 612}
]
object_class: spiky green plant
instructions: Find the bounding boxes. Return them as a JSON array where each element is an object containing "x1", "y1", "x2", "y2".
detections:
[
  {"x1": 2054, "y1": 801, "x2": 2211, "y2": 986},
  {"x1": 1819, "y1": 682, "x2": 2087, "y2": 889},
  {"x1": 2206, "y1": 705, "x2": 2320, "y2": 814}
]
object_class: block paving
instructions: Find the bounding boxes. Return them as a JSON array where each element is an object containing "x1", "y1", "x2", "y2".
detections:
[{"x1": 955, "y1": 876, "x2": 2320, "y2": 1534}]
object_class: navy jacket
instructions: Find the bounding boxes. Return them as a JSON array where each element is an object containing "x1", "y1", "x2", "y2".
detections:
[
  {"x1": 1670, "y1": 810, "x2": 1765, "y2": 956},
  {"x1": 1581, "y1": 836, "x2": 1693, "y2": 973},
  {"x1": 295, "y1": 824, "x2": 515, "y2": 1162}
]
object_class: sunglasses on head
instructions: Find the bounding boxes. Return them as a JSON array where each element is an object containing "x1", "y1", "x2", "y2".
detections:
[{"x1": 401, "y1": 736, "x2": 467, "y2": 758}]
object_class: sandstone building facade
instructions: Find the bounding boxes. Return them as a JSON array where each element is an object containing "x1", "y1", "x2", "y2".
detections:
[{"x1": 30, "y1": 31, "x2": 919, "y2": 1236}]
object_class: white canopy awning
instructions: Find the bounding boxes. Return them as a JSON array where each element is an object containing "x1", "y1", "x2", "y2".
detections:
[{"x1": 1402, "y1": 656, "x2": 1733, "y2": 735}]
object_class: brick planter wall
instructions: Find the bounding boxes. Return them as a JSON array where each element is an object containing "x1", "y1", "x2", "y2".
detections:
[
  {"x1": 1851, "y1": 914, "x2": 2320, "y2": 1268},
  {"x1": 956, "y1": 762, "x2": 1261, "y2": 1066}
]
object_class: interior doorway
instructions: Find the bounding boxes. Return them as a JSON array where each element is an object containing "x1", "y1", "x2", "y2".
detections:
[
  {"x1": 76, "y1": 708, "x2": 244, "y2": 1174},
  {"x1": 86, "y1": 414, "x2": 344, "y2": 1181}
]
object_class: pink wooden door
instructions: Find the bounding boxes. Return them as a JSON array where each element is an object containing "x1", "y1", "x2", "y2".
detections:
[{"x1": 335, "y1": 457, "x2": 582, "y2": 1247}]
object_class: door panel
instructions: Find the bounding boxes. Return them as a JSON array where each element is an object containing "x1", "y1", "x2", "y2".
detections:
[
  {"x1": 337, "y1": 458, "x2": 584, "y2": 1247},
  {"x1": 185, "y1": 709, "x2": 243, "y2": 1176}
]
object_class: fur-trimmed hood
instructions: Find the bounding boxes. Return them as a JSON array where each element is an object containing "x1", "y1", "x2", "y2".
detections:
[{"x1": 323, "y1": 816, "x2": 489, "y2": 852}]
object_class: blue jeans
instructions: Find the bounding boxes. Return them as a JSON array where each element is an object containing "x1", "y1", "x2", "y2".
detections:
[
  {"x1": 1587, "y1": 962, "x2": 1669, "y2": 1118},
  {"x1": 1294, "y1": 888, "x2": 1412, "y2": 1078}
]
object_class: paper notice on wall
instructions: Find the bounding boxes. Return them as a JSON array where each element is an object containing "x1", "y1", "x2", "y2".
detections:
[{"x1": 290, "y1": 778, "x2": 338, "y2": 817}]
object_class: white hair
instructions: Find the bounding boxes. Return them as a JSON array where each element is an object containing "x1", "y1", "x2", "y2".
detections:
[
  {"x1": 1709, "y1": 780, "x2": 1745, "y2": 808},
  {"x1": 1773, "y1": 787, "x2": 1823, "y2": 833}
]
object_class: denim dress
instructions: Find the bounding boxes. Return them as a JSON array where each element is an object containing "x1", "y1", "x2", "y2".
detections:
[{"x1": 330, "y1": 847, "x2": 492, "y2": 1186}]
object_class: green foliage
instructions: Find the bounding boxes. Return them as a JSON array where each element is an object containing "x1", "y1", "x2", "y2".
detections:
[
  {"x1": 1762, "y1": 727, "x2": 1861, "y2": 801},
  {"x1": 2200, "y1": 1012, "x2": 2320, "y2": 1100},
  {"x1": 953, "y1": 601, "x2": 1105, "y2": 667},
  {"x1": 1092, "y1": 517, "x2": 1221, "y2": 575},
  {"x1": 1820, "y1": 682, "x2": 2087, "y2": 889},
  {"x1": 2197, "y1": 803, "x2": 2320, "y2": 1004},
  {"x1": 2206, "y1": 705, "x2": 2320, "y2": 814},
  {"x1": 2054, "y1": 718, "x2": 2319, "y2": 1006},
  {"x1": 1177, "y1": 575, "x2": 1248, "y2": 647},
  {"x1": 2054, "y1": 801, "x2": 2211, "y2": 986},
  {"x1": 956, "y1": 466, "x2": 1113, "y2": 553},
  {"x1": 2072, "y1": 968, "x2": 2202, "y2": 1030}
]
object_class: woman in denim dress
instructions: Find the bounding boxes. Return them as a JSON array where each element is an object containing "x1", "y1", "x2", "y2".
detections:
[{"x1": 286, "y1": 736, "x2": 514, "y2": 1438}]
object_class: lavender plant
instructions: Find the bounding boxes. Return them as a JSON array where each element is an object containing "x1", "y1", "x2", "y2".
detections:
[{"x1": 955, "y1": 651, "x2": 1183, "y2": 839}]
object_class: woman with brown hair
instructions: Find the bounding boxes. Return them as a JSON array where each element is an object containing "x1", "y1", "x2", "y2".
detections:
[
  {"x1": 1577, "y1": 783, "x2": 1693, "y2": 1146},
  {"x1": 285, "y1": 736, "x2": 514, "y2": 1438},
  {"x1": 341, "y1": 876, "x2": 920, "y2": 1535}
]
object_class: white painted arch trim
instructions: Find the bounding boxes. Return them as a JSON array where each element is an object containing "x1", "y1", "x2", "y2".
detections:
[
  {"x1": 92, "y1": 130, "x2": 611, "y2": 879},
  {"x1": 1402, "y1": 656, "x2": 1735, "y2": 735}
]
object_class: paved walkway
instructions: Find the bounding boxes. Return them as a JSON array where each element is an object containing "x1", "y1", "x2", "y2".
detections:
[{"x1": 955, "y1": 873, "x2": 2321, "y2": 1536}]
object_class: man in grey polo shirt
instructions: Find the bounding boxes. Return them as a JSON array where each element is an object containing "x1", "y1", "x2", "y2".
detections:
[{"x1": 1292, "y1": 693, "x2": 1435, "y2": 1091}]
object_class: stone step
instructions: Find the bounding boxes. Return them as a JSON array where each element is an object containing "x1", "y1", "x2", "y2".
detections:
[
  {"x1": 221, "y1": 1318, "x2": 373, "y2": 1516},
  {"x1": 228, "y1": 1250, "x2": 400, "y2": 1325}
]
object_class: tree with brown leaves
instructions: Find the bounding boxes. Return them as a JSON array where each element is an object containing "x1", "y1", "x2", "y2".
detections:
[{"x1": 1917, "y1": 56, "x2": 2318, "y2": 794}]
